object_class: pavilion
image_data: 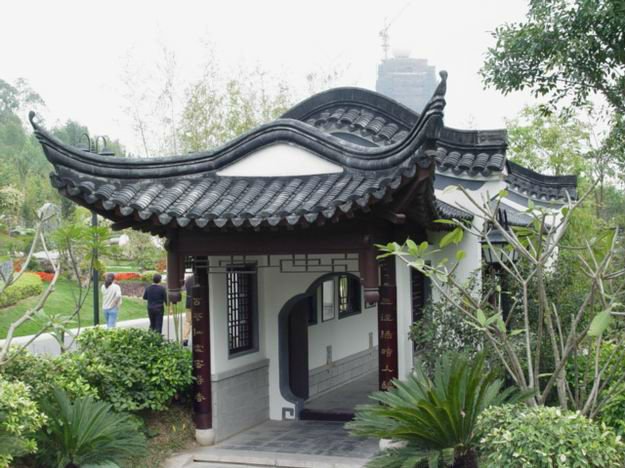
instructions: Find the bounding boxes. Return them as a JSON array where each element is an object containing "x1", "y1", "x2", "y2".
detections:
[{"x1": 31, "y1": 71, "x2": 576, "y2": 444}]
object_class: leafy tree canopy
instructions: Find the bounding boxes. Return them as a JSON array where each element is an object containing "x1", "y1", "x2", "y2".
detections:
[
  {"x1": 506, "y1": 106, "x2": 591, "y2": 177},
  {"x1": 482, "y1": 0, "x2": 625, "y2": 113},
  {"x1": 179, "y1": 69, "x2": 291, "y2": 153}
]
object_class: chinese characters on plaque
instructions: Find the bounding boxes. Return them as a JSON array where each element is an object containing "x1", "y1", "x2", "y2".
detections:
[{"x1": 378, "y1": 258, "x2": 398, "y2": 391}]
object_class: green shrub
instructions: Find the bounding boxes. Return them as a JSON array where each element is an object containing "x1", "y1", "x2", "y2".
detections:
[
  {"x1": 0, "y1": 376, "x2": 46, "y2": 468},
  {"x1": 75, "y1": 327, "x2": 193, "y2": 411},
  {"x1": 37, "y1": 387, "x2": 147, "y2": 468},
  {"x1": 567, "y1": 339, "x2": 625, "y2": 435},
  {"x1": 141, "y1": 270, "x2": 160, "y2": 282},
  {"x1": 347, "y1": 353, "x2": 528, "y2": 467},
  {"x1": 600, "y1": 382, "x2": 625, "y2": 436},
  {"x1": 1, "y1": 349, "x2": 98, "y2": 403},
  {"x1": 0, "y1": 272, "x2": 43, "y2": 308},
  {"x1": 410, "y1": 299, "x2": 484, "y2": 373},
  {"x1": 477, "y1": 404, "x2": 625, "y2": 467}
]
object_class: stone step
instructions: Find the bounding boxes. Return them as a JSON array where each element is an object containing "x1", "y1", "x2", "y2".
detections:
[
  {"x1": 190, "y1": 464, "x2": 268, "y2": 468},
  {"x1": 190, "y1": 448, "x2": 368, "y2": 468}
]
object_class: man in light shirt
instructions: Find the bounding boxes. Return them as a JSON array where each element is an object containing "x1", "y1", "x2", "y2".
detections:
[{"x1": 101, "y1": 272, "x2": 122, "y2": 328}]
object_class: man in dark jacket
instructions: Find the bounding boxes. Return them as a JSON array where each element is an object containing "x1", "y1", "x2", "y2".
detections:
[{"x1": 143, "y1": 273, "x2": 168, "y2": 334}]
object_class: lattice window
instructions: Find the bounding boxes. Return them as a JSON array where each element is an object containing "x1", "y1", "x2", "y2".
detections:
[
  {"x1": 411, "y1": 268, "x2": 426, "y2": 322},
  {"x1": 338, "y1": 275, "x2": 361, "y2": 318},
  {"x1": 227, "y1": 265, "x2": 256, "y2": 354}
]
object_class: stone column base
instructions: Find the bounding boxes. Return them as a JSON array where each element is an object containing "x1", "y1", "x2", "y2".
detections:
[{"x1": 196, "y1": 428, "x2": 216, "y2": 446}]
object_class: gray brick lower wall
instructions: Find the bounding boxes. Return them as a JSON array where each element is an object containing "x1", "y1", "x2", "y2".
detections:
[
  {"x1": 212, "y1": 359, "x2": 269, "y2": 442},
  {"x1": 308, "y1": 347, "x2": 378, "y2": 398}
]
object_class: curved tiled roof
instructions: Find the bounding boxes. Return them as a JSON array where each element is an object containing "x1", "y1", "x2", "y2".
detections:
[
  {"x1": 435, "y1": 200, "x2": 473, "y2": 222},
  {"x1": 284, "y1": 87, "x2": 508, "y2": 176},
  {"x1": 31, "y1": 73, "x2": 450, "y2": 233},
  {"x1": 49, "y1": 162, "x2": 427, "y2": 230},
  {"x1": 30, "y1": 72, "x2": 576, "y2": 235},
  {"x1": 433, "y1": 145, "x2": 505, "y2": 175},
  {"x1": 506, "y1": 161, "x2": 578, "y2": 202}
]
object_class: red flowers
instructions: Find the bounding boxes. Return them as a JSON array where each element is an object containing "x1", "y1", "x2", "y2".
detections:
[
  {"x1": 34, "y1": 272, "x2": 54, "y2": 282},
  {"x1": 111, "y1": 272, "x2": 142, "y2": 282}
]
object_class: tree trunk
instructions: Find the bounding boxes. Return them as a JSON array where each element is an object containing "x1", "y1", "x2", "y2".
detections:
[{"x1": 453, "y1": 449, "x2": 478, "y2": 468}]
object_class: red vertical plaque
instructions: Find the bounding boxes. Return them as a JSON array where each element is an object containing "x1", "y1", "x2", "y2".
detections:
[{"x1": 378, "y1": 256, "x2": 398, "y2": 390}]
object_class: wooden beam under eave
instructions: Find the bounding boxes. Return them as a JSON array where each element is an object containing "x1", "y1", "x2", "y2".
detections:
[
  {"x1": 375, "y1": 210, "x2": 407, "y2": 225},
  {"x1": 359, "y1": 243, "x2": 380, "y2": 304},
  {"x1": 175, "y1": 221, "x2": 391, "y2": 257},
  {"x1": 391, "y1": 164, "x2": 435, "y2": 215}
]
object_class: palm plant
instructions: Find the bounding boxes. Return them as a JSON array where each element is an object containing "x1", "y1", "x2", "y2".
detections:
[
  {"x1": 37, "y1": 388, "x2": 147, "y2": 468},
  {"x1": 346, "y1": 352, "x2": 530, "y2": 468}
]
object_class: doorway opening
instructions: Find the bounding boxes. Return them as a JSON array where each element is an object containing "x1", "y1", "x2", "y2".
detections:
[{"x1": 279, "y1": 273, "x2": 379, "y2": 421}]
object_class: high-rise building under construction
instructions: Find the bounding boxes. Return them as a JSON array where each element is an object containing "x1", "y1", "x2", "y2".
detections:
[{"x1": 376, "y1": 50, "x2": 437, "y2": 113}]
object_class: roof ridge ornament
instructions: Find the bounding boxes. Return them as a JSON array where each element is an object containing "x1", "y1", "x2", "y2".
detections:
[{"x1": 434, "y1": 70, "x2": 448, "y2": 97}]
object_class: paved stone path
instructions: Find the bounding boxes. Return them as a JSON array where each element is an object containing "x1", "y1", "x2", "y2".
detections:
[
  {"x1": 304, "y1": 371, "x2": 378, "y2": 414},
  {"x1": 167, "y1": 420, "x2": 380, "y2": 468},
  {"x1": 216, "y1": 420, "x2": 378, "y2": 458}
]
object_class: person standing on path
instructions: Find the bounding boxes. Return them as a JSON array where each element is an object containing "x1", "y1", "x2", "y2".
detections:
[
  {"x1": 101, "y1": 272, "x2": 122, "y2": 328},
  {"x1": 182, "y1": 273, "x2": 194, "y2": 346},
  {"x1": 143, "y1": 273, "x2": 168, "y2": 334}
]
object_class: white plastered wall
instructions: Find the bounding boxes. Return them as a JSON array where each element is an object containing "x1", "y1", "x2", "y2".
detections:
[
  {"x1": 396, "y1": 259, "x2": 413, "y2": 380},
  {"x1": 216, "y1": 143, "x2": 343, "y2": 177},
  {"x1": 307, "y1": 301, "x2": 377, "y2": 370},
  {"x1": 394, "y1": 174, "x2": 508, "y2": 377},
  {"x1": 431, "y1": 174, "x2": 509, "y2": 293},
  {"x1": 207, "y1": 255, "x2": 377, "y2": 421}
]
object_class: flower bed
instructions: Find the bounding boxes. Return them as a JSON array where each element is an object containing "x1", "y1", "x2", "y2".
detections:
[
  {"x1": 112, "y1": 272, "x2": 142, "y2": 282},
  {"x1": 33, "y1": 271, "x2": 54, "y2": 282}
]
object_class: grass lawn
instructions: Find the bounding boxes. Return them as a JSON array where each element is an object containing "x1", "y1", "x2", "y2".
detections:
[
  {"x1": 106, "y1": 258, "x2": 143, "y2": 272},
  {"x1": 0, "y1": 278, "x2": 149, "y2": 339}
]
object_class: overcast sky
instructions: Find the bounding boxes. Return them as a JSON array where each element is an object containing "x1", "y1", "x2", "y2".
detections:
[{"x1": 2, "y1": 0, "x2": 533, "y2": 155}]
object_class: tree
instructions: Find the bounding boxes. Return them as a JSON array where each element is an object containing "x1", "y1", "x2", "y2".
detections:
[
  {"x1": 0, "y1": 78, "x2": 44, "y2": 121},
  {"x1": 505, "y1": 105, "x2": 621, "y2": 220},
  {"x1": 506, "y1": 106, "x2": 591, "y2": 178},
  {"x1": 51, "y1": 120, "x2": 125, "y2": 220},
  {"x1": 0, "y1": 187, "x2": 24, "y2": 226},
  {"x1": 121, "y1": 44, "x2": 346, "y2": 157},
  {"x1": 481, "y1": 0, "x2": 625, "y2": 114},
  {"x1": 0, "y1": 204, "x2": 61, "y2": 364},
  {"x1": 178, "y1": 67, "x2": 292, "y2": 152},
  {"x1": 482, "y1": 0, "x2": 625, "y2": 188},
  {"x1": 381, "y1": 186, "x2": 625, "y2": 417},
  {"x1": 0, "y1": 77, "x2": 127, "y2": 226},
  {"x1": 118, "y1": 230, "x2": 164, "y2": 271}
]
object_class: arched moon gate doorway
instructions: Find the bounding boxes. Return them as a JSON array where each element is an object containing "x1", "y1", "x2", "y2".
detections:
[{"x1": 278, "y1": 272, "x2": 384, "y2": 420}]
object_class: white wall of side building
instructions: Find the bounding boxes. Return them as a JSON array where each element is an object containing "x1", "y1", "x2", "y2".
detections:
[{"x1": 395, "y1": 258, "x2": 414, "y2": 381}]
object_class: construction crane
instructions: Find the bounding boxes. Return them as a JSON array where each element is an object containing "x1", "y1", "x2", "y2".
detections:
[{"x1": 379, "y1": 1, "x2": 413, "y2": 60}]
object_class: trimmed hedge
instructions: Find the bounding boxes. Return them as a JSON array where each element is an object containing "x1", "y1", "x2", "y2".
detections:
[
  {"x1": 140, "y1": 270, "x2": 161, "y2": 283},
  {"x1": 0, "y1": 272, "x2": 43, "y2": 308}
]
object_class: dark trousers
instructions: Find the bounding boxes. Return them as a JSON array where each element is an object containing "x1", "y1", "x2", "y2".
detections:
[{"x1": 148, "y1": 307, "x2": 164, "y2": 334}]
